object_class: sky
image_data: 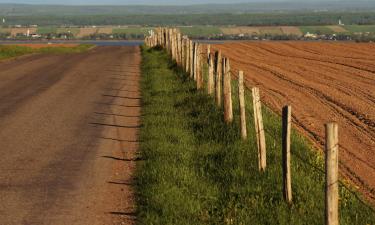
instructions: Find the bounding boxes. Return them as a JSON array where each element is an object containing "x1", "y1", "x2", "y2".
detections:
[{"x1": 0, "y1": 0, "x2": 347, "y2": 5}]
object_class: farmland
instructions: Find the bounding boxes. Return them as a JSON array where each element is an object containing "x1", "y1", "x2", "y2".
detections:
[
  {"x1": 1, "y1": 0, "x2": 375, "y2": 223},
  {"x1": 3, "y1": 24, "x2": 375, "y2": 40},
  {"x1": 137, "y1": 46, "x2": 375, "y2": 224},
  {"x1": 211, "y1": 41, "x2": 375, "y2": 204}
]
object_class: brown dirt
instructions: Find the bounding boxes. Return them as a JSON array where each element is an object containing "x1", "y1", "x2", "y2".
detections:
[
  {"x1": 221, "y1": 26, "x2": 286, "y2": 35},
  {"x1": 77, "y1": 27, "x2": 99, "y2": 38},
  {"x1": 280, "y1": 26, "x2": 303, "y2": 35},
  {"x1": 212, "y1": 41, "x2": 375, "y2": 204},
  {"x1": 221, "y1": 26, "x2": 261, "y2": 35},
  {"x1": 0, "y1": 46, "x2": 140, "y2": 224},
  {"x1": 10, "y1": 28, "x2": 37, "y2": 36},
  {"x1": 98, "y1": 27, "x2": 113, "y2": 34},
  {"x1": 327, "y1": 25, "x2": 348, "y2": 33}
]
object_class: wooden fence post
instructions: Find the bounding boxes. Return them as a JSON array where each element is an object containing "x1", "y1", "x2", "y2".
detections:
[
  {"x1": 167, "y1": 28, "x2": 172, "y2": 53},
  {"x1": 181, "y1": 38, "x2": 186, "y2": 71},
  {"x1": 252, "y1": 87, "x2": 266, "y2": 171},
  {"x1": 325, "y1": 122, "x2": 339, "y2": 225},
  {"x1": 171, "y1": 29, "x2": 175, "y2": 60},
  {"x1": 223, "y1": 58, "x2": 233, "y2": 123},
  {"x1": 196, "y1": 45, "x2": 203, "y2": 89},
  {"x1": 215, "y1": 51, "x2": 222, "y2": 107},
  {"x1": 173, "y1": 29, "x2": 177, "y2": 61},
  {"x1": 193, "y1": 43, "x2": 198, "y2": 80},
  {"x1": 189, "y1": 40, "x2": 194, "y2": 78},
  {"x1": 185, "y1": 39, "x2": 190, "y2": 73},
  {"x1": 177, "y1": 32, "x2": 181, "y2": 65},
  {"x1": 282, "y1": 105, "x2": 292, "y2": 204},
  {"x1": 238, "y1": 71, "x2": 247, "y2": 140},
  {"x1": 207, "y1": 44, "x2": 211, "y2": 63},
  {"x1": 207, "y1": 53, "x2": 214, "y2": 95}
]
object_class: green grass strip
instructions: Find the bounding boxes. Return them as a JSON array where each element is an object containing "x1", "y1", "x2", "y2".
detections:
[
  {"x1": 0, "y1": 44, "x2": 94, "y2": 60},
  {"x1": 299, "y1": 26, "x2": 335, "y2": 35},
  {"x1": 137, "y1": 46, "x2": 375, "y2": 224},
  {"x1": 179, "y1": 26, "x2": 222, "y2": 37}
]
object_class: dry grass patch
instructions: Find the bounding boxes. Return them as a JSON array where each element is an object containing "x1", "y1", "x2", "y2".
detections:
[
  {"x1": 221, "y1": 26, "x2": 260, "y2": 35},
  {"x1": 10, "y1": 28, "x2": 37, "y2": 36},
  {"x1": 327, "y1": 25, "x2": 348, "y2": 33},
  {"x1": 77, "y1": 27, "x2": 98, "y2": 38},
  {"x1": 280, "y1": 26, "x2": 303, "y2": 35},
  {"x1": 97, "y1": 27, "x2": 113, "y2": 34}
]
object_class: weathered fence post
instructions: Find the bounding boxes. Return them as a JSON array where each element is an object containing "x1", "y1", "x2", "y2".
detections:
[
  {"x1": 185, "y1": 39, "x2": 190, "y2": 73},
  {"x1": 193, "y1": 43, "x2": 198, "y2": 80},
  {"x1": 189, "y1": 40, "x2": 194, "y2": 78},
  {"x1": 176, "y1": 32, "x2": 181, "y2": 65},
  {"x1": 196, "y1": 44, "x2": 204, "y2": 89},
  {"x1": 178, "y1": 32, "x2": 182, "y2": 65},
  {"x1": 207, "y1": 44, "x2": 211, "y2": 63},
  {"x1": 173, "y1": 29, "x2": 177, "y2": 61},
  {"x1": 215, "y1": 51, "x2": 222, "y2": 107},
  {"x1": 282, "y1": 105, "x2": 292, "y2": 204},
  {"x1": 238, "y1": 71, "x2": 247, "y2": 140},
  {"x1": 223, "y1": 58, "x2": 233, "y2": 123},
  {"x1": 171, "y1": 29, "x2": 175, "y2": 60},
  {"x1": 181, "y1": 38, "x2": 186, "y2": 71},
  {"x1": 325, "y1": 122, "x2": 339, "y2": 225},
  {"x1": 252, "y1": 87, "x2": 266, "y2": 171},
  {"x1": 207, "y1": 53, "x2": 214, "y2": 95}
]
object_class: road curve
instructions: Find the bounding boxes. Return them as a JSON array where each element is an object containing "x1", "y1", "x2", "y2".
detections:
[{"x1": 0, "y1": 46, "x2": 141, "y2": 224}]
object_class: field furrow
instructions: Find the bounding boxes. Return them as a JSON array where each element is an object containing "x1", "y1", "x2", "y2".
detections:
[{"x1": 212, "y1": 41, "x2": 375, "y2": 203}]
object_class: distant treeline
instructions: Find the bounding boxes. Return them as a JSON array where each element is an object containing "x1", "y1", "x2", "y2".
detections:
[
  {"x1": 1, "y1": 2, "x2": 375, "y2": 16},
  {"x1": 2, "y1": 12, "x2": 375, "y2": 26}
]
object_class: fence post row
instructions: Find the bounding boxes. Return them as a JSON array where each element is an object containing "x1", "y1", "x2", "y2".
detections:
[{"x1": 145, "y1": 30, "x2": 341, "y2": 220}]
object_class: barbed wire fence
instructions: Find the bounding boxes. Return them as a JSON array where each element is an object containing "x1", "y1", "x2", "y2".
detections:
[{"x1": 145, "y1": 27, "x2": 374, "y2": 225}]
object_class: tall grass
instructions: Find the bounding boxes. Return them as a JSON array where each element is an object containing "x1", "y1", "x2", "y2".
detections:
[{"x1": 137, "y1": 46, "x2": 375, "y2": 224}]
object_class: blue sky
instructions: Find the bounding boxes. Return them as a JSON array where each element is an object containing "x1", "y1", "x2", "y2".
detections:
[{"x1": 0, "y1": 0, "x2": 340, "y2": 5}]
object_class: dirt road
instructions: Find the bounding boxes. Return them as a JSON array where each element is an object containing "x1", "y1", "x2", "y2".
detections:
[
  {"x1": 0, "y1": 46, "x2": 141, "y2": 224},
  {"x1": 212, "y1": 42, "x2": 375, "y2": 203}
]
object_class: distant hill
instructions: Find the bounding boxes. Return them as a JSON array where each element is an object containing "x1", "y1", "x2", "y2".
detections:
[{"x1": 1, "y1": 1, "x2": 375, "y2": 16}]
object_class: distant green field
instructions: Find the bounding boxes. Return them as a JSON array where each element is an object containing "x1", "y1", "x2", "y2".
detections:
[
  {"x1": 179, "y1": 26, "x2": 222, "y2": 37},
  {"x1": 113, "y1": 27, "x2": 152, "y2": 35},
  {"x1": 299, "y1": 26, "x2": 334, "y2": 35},
  {"x1": 344, "y1": 25, "x2": 375, "y2": 33},
  {"x1": 37, "y1": 27, "x2": 57, "y2": 34}
]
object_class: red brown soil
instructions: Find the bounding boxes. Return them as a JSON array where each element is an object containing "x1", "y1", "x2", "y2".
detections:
[
  {"x1": 0, "y1": 46, "x2": 140, "y2": 224},
  {"x1": 13, "y1": 43, "x2": 79, "y2": 49},
  {"x1": 212, "y1": 41, "x2": 375, "y2": 203}
]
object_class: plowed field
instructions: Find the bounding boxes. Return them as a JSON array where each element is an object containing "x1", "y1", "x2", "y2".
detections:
[{"x1": 212, "y1": 42, "x2": 375, "y2": 203}]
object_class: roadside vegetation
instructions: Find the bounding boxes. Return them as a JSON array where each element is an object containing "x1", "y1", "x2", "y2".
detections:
[
  {"x1": 137, "y1": 46, "x2": 375, "y2": 224},
  {"x1": 0, "y1": 44, "x2": 93, "y2": 60}
]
